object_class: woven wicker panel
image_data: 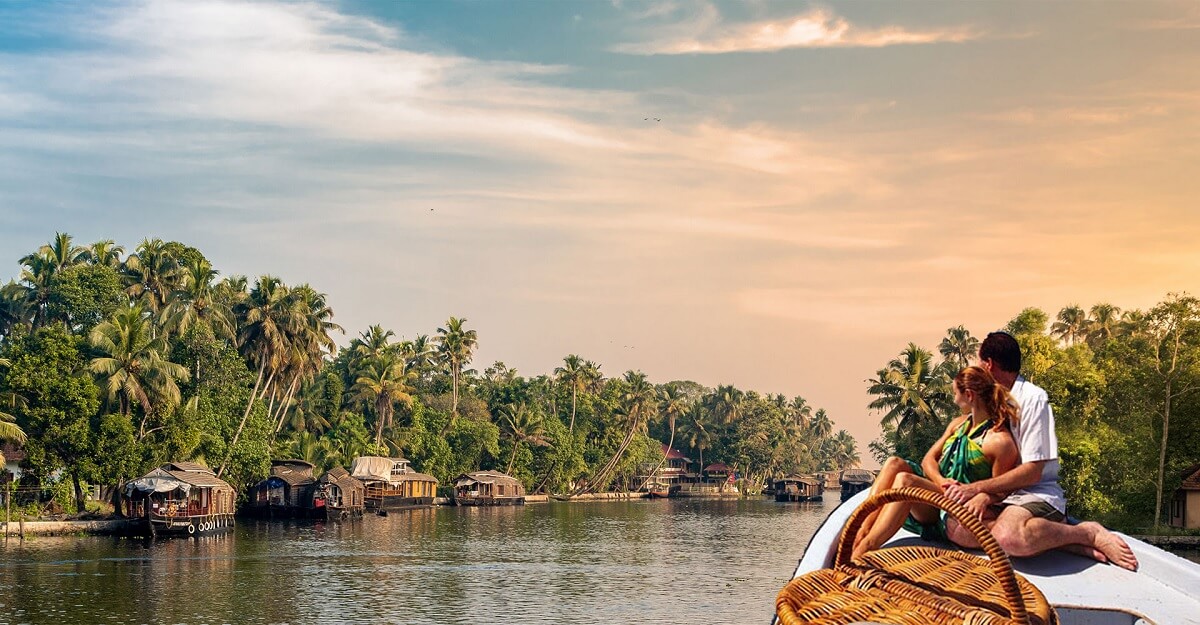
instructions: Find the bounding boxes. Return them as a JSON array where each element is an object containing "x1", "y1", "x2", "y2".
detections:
[{"x1": 776, "y1": 487, "x2": 1059, "y2": 625}]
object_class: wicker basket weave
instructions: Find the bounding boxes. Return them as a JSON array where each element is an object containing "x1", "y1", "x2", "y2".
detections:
[{"x1": 776, "y1": 487, "x2": 1057, "y2": 625}]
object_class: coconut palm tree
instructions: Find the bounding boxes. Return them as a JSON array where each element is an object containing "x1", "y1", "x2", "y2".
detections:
[
  {"x1": 88, "y1": 305, "x2": 189, "y2": 439},
  {"x1": 707, "y1": 384, "x2": 745, "y2": 425},
  {"x1": 0, "y1": 281, "x2": 32, "y2": 338},
  {"x1": 84, "y1": 239, "x2": 125, "y2": 268},
  {"x1": 499, "y1": 402, "x2": 551, "y2": 473},
  {"x1": 639, "y1": 383, "x2": 689, "y2": 490},
  {"x1": 938, "y1": 325, "x2": 978, "y2": 371},
  {"x1": 866, "y1": 343, "x2": 952, "y2": 433},
  {"x1": 809, "y1": 408, "x2": 833, "y2": 442},
  {"x1": 163, "y1": 257, "x2": 235, "y2": 342},
  {"x1": 1051, "y1": 305, "x2": 1088, "y2": 346},
  {"x1": 29, "y1": 232, "x2": 87, "y2": 272},
  {"x1": 123, "y1": 239, "x2": 184, "y2": 314},
  {"x1": 789, "y1": 395, "x2": 813, "y2": 430},
  {"x1": 0, "y1": 358, "x2": 27, "y2": 444},
  {"x1": 351, "y1": 352, "x2": 416, "y2": 447},
  {"x1": 436, "y1": 316, "x2": 478, "y2": 419},
  {"x1": 577, "y1": 371, "x2": 654, "y2": 494},
  {"x1": 677, "y1": 407, "x2": 713, "y2": 470},
  {"x1": 554, "y1": 354, "x2": 588, "y2": 434},
  {"x1": 1086, "y1": 303, "x2": 1123, "y2": 347}
]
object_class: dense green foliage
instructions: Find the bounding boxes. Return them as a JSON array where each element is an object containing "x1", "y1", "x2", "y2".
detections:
[
  {"x1": 870, "y1": 299, "x2": 1200, "y2": 532},
  {"x1": 0, "y1": 233, "x2": 858, "y2": 513}
]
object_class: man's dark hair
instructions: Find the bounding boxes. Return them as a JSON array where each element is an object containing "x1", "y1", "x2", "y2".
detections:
[{"x1": 980, "y1": 331, "x2": 1021, "y2": 373}]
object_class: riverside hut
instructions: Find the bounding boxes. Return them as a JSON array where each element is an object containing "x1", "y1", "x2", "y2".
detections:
[
  {"x1": 245, "y1": 459, "x2": 318, "y2": 518},
  {"x1": 316, "y1": 466, "x2": 365, "y2": 520},
  {"x1": 350, "y1": 456, "x2": 437, "y2": 511},
  {"x1": 1169, "y1": 463, "x2": 1200, "y2": 529},
  {"x1": 124, "y1": 462, "x2": 236, "y2": 537},
  {"x1": 452, "y1": 471, "x2": 526, "y2": 506}
]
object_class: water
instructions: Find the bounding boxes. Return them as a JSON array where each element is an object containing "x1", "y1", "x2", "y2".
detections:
[{"x1": 0, "y1": 496, "x2": 833, "y2": 625}]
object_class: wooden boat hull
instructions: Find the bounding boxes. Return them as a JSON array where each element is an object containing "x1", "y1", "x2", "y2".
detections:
[
  {"x1": 453, "y1": 496, "x2": 525, "y2": 506},
  {"x1": 130, "y1": 513, "x2": 235, "y2": 538},
  {"x1": 366, "y1": 495, "x2": 435, "y2": 511},
  {"x1": 775, "y1": 493, "x2": 822, "y2": 502}
]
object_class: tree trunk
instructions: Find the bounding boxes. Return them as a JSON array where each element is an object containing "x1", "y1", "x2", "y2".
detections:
[
  {"x1": 507, "y1": 441, "x2": 520, "y2": 474},
  {"x1": 273, "y1": 376, "x2": 301, "y2": 435},
  {"x1": 569, "y1": 387, "x2": 577, "y2": 434},
  {"x1": 72, "y1": 471, "x2": 85, "y2": 514},
  {"x1": 1154, "y1": 378, "x2": 1172, "y2": 532},
  {"x1": 637, "y1": 421, "x2": 675, "y2": 492},
  {"x1": 219, "y1": 362, "x2": 266, "y2": 477}
]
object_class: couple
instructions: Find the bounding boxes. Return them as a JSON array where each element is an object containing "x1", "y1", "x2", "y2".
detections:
[{"x1": 852, "y1": 332, "x2": 1138, "y2": 571}]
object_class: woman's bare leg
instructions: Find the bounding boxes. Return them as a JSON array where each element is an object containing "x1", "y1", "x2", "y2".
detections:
[
  {"x1": 851, "y1": 472, "x2": 943, "y2": 560},
  {"x1": 852, "y1": 457, "x2": 915, "y2": 552}
]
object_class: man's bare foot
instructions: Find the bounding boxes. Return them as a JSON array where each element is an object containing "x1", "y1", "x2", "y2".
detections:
[
  {"x1": 1059, "y1": 543, "x2": 1107, "y2": 563},
  {"x1": 1082, "y1": 522, "x2": 1138, "y2": 571}
]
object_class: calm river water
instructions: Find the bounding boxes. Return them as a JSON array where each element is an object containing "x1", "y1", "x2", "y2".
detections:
[{"x1": 0, "y1": 495, "x2": 834, "y2": 625}]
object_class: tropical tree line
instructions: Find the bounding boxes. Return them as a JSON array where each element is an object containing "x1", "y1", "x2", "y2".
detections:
[
  {"x1": 0, "y1": 233, "x2": 858, "y2": 513},
  {"x1": 868, "y1": 299, "x2": 1200, "y2": 532}
]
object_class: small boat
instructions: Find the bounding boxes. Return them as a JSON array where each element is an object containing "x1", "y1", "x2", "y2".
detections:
[
  {"x1": 124, "y1": 462, "x2": 236, "y2": 537},
  {"x1": 644, "y1": 480, "x2": 679, "y2": 499},
  {"x1": 837, "y1": 468, "x2": 873, "y2": 501},
  {"x1": 315, "y1": 466, "x2": 365, "y2": 520},
  {"x1": 774, "y1": 475, "x2": 823, "y2": 502},
  {"x1": 452, "y1": 471, "x2": 526, "y2": 506},
  {"x1": 244, "y1": 459, "x2": 319, "y2": 519},
  {"x1": 779, "y1": 489, "x2": 1200, "y2": 624}
]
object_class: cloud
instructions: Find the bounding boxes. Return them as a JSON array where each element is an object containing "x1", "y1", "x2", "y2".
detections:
[{"x1": 614, "y1": 8, "x2": 977, "y2": 54}]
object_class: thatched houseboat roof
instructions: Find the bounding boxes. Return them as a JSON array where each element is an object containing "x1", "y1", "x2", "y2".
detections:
[
  {"x1": 839, "y1": 468, "x2": 873, "y2": 484},
  {"x1": 778, "y1": 474, "x2": 821, "y2": 486},
  {"x1": 127, "y1": 462, "x2": 234, "y2": 495},
  {"x1": 319, "y1": 466, "x2": 363, "y2": 490},
  {"x1": 454, "y1": 471, "x2": 521, "y2": 488}
]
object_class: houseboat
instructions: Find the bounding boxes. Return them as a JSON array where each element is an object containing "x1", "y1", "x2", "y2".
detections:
[
  {"x1": 774, "y1": 474, "x2": 823, "y2": 502},
  {"x1": 350, "y1": 456, "x2": 437, "y2": 512},
  {"x1": 244, "y1": 459, "x2": 318, "y2": 518},
  {"x1": 315, "y1": 466, "x2": 365, "y2": 520},
  {"x1": 124, "y1": 462, "x2": 236, "y2": 537},
  {"x1": 838, "y1": 468, "x2": 873, "y2": 501},
  {"x1": 678, "y1": 462, "x2": 740, "y2": 498},
  {"x1": 452, "y1": 471, "x2": 526, "y2": 506}
]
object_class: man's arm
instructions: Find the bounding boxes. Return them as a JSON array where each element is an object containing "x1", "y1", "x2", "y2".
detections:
[{"x1": 945, "y1": 460, "x2": 1045, "y2": 503}]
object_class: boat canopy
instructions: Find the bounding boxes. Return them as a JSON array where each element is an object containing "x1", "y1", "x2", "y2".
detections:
[{"x1": 125, "y1": 468, "x2": 192, "y2": 495}]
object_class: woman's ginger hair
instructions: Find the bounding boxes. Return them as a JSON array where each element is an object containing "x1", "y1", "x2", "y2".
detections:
[{"x1": 955, "y1": 365, "x2": 1020, "y2": 431}]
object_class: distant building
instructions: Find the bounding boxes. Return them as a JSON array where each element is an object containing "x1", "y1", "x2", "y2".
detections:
[{"x1": 1169, "y1": 464, "x2": 1200, "y2": 530}]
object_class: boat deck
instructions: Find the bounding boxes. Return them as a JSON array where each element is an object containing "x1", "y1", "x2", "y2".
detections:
[{"x1": 790, "y1": 490, "x2": 1200, "y2": 625}]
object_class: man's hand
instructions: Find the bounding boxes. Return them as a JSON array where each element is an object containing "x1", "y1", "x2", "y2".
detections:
[
  {"x1": 943, "y1": 480, "x2": 982, "y2": 504},
  {"x1": 963, "y1": 492, "x2": 991, "y2": 520}
]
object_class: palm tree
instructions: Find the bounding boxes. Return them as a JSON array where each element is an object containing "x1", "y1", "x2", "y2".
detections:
[
  {"x1": 866, "y1": 343, "x2": 952, "y2": 433},
  {"x1": 269, "y1": 285, "x2": 342, "y2": 438},
  {"x1": 830, "y1": 430, "x2": 860, "y2": 469},
  {"x1": 0, "y1": 358, "x2": 27, "y2": 445},
  {"x1": 0, "y1": 281, "x2": 32, "y2": 338},
  {"x1": 499, "y1": 402, "x2": 551, "y2": 473},
  {"x1": 436, "y1": 316, "x2": 478, "y2": 420},
  {"x1": 1051, "y1": 305, "x2": 1088, "y2": 346},
  {"x1": 938, "y1": 325, "x2": 978, "y2": 371},
  {"x1": 788, "y1": 395, "x2": 813, "y2": 430},
  {"x1": 30, "y1": 232, "x2": 87, "y2": 272},
  {"x1": 88, "y1": 305, "x2": 190, "y2": 439},
  {"x1": 639, "y1": 383, "x2": 689, "y2": 489},
  {"x1": 554, "y1": 354, "x2": 588, "y2": 434},
  {"x1": 84, "y1": 239, "x2": 125, "y2": 268},
  {"x1": 351, "y1": 352, "x2": 416, "y2": 447},
  {"x1": 1086, "y1": 303, "x2": 1123, "y2": 347},
  {"x1": 352, "y1": 325, "x2": 396, "y2": 361},
  {"x1": 123, "y1": 238, "x2": 183, "y2": 313},
  {"x1": 809, "y1": 408, "x2": 833, "y2": 441},
  {"x1": 707, "y1": 384, "x2": 745, "y2": 425},
  {"x1": 163, "y1": 257, "x2": 235, "y2": 341},
  {"x1": 17, "y1": 252, "x2": 55, "y2": 328},
  {"x1": 578, "y1": 371, "x2": 654, "y2": 494},
  {"x1": 677, "y1": 407, "x2": 713, "y2": 470}
]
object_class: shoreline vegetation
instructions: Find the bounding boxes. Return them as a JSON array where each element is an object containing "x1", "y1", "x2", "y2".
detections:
[{"x1": 0, "y1": 233, "x2": 860, "y2": 524}]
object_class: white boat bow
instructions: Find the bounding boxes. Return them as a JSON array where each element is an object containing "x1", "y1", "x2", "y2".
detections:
[{"x1": 786, "y1": 490, "x2": 1200, "y2": 625}]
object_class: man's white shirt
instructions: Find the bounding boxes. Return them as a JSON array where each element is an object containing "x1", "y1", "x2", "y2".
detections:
[{"x1": 1004, "y1": 376, "x2": 1067, "y2": 514}]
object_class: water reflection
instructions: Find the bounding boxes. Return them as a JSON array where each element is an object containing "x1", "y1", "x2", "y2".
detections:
[{"x1": 0, "y1": 496, "x2": 832, "y2": 625}]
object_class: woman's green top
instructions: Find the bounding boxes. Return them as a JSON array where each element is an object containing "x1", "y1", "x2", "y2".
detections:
[{"x1": 902, "y1": 417, "x2": 994, "y2": 540}]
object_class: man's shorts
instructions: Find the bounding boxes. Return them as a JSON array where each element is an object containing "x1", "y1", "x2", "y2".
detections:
[{"x1": 1018, "y1": 500, "x2": 1065, "y2": 522}]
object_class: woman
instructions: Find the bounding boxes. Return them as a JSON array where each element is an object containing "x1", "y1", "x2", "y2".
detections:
[{"x1": 850, "y1": 365, "x2": 1021, "y2": 560}]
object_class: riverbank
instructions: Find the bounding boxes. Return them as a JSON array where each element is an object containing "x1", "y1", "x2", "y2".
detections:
[{"x1": 2, "y1": 518, "x2": 133, "y2": 537}]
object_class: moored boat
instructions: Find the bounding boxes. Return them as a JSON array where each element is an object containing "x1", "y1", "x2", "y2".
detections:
[
  {"x1": 774, "y1": 474, "x2": 823, "y2": 502},
  {"x1": 837, "y1": 468, "x2": 873, "y2": 501},
  {"x1": 315, "y1": 466, "x2": 365, "y2": 520},
  {"x1": 124, "y1": 462, "x2": 236, "y2": 537},
  {"x1": 350, "y1": 456, "x2": 438, "y2": 512},
  {"x1": 452, "y1": 471, "x2": 525, "y2": 506},
  {"x1": 779, "y1": 488, "x2": 1200, "y2": 624},
  {"x1": 244, "y1": 459, "x2": 318, "y2": 519}
]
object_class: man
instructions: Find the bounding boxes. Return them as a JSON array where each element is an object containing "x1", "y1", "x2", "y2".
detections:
[{"x1": 942, "y1": 331, "x2": 1138, "y2": 571}]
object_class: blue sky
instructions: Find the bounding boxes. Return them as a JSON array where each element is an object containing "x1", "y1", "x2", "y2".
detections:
[{"x1": 3, "y1": 0, "x2": 1200, "y2": 455}]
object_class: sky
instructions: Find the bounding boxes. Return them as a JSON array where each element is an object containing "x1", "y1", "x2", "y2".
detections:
[{"x1": 2, "y1": 0, "x2": 1200, "y2": 462}]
